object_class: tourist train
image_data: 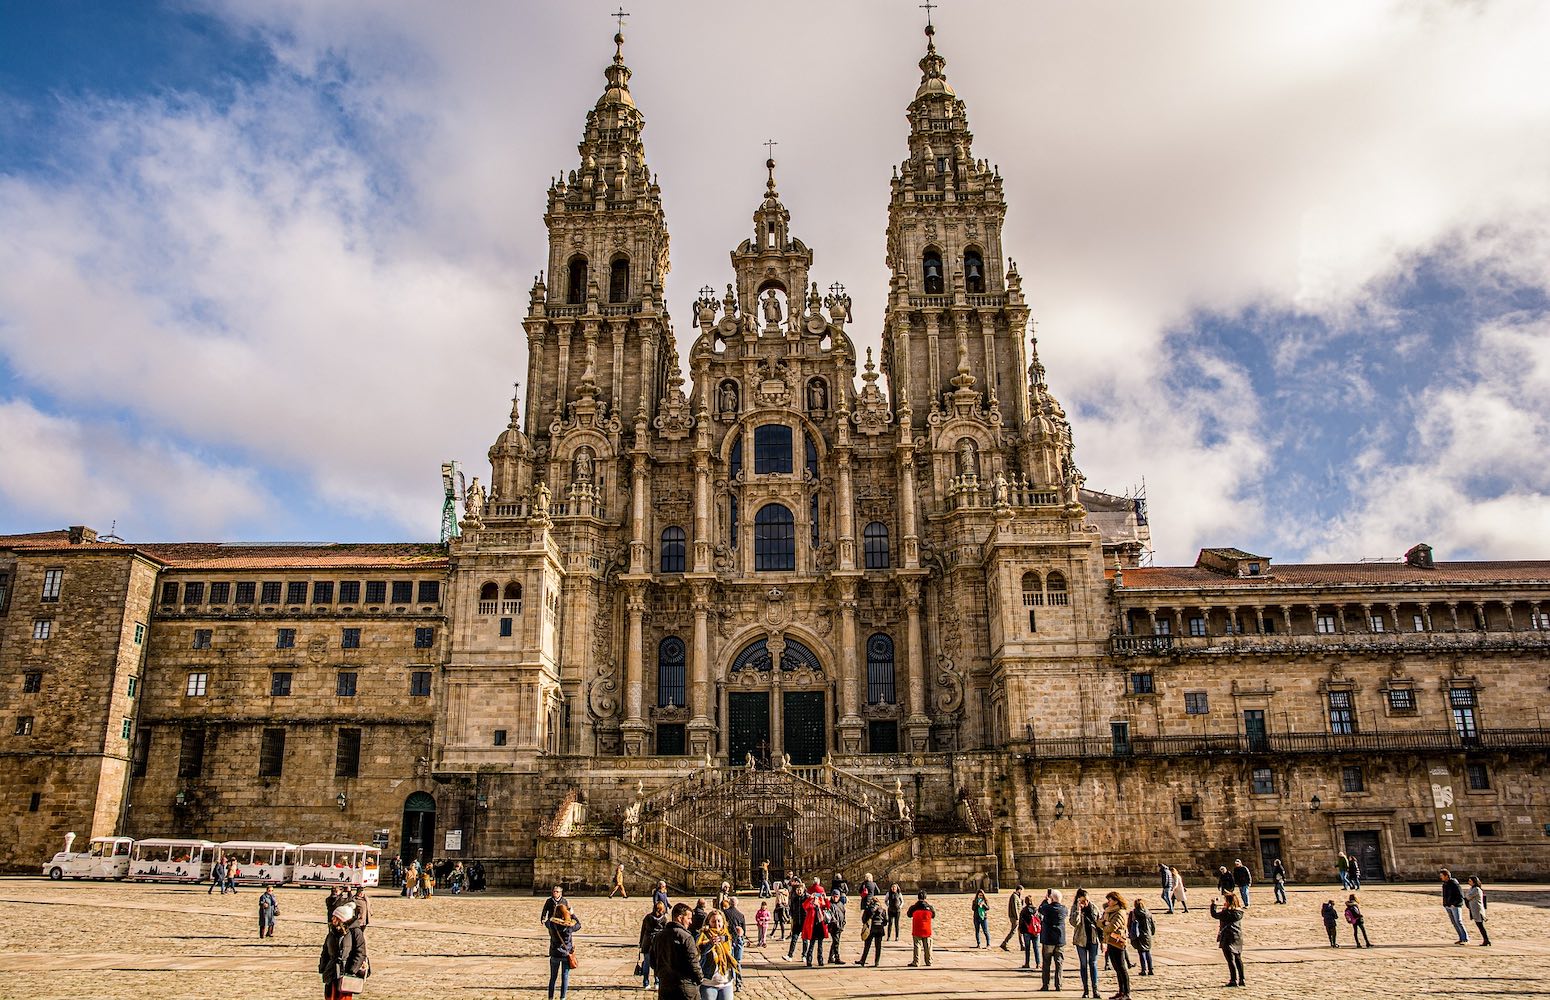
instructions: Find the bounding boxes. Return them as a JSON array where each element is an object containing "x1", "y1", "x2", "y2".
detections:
[{"x1": 41, "y1": 834, "x2": 379, "y2": 886}]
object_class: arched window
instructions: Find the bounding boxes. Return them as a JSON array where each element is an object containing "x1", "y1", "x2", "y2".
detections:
[
  {"x1": 1021, "y1": 571, "x2": 1041, "y2": 631},
  {"x1": 804, "y1": 432, "x2": 818, "y2": 478},
  {"x1": 479, "y1": 582, "x2": 498, "y2": 602},
  {"x1": 810, "y1": 493, "x2": 819, "y2": 547},
  {"x1": 964, "y1": 248, "x2": 985, "y2": 293},
  {"x1": 754, "y1": 504, "x2": 795, "y2": 571},
  {"x1": 1046, "y1": 571, "x2": 1068, "y2": 606},
  {"x1": 754, "y1": 424, "x2": 794, "y2": 474},
  {"x1": 660, "y1": 526, "x2": 686, "y2": 573},
  {"x1": 657, "y1": 637, "x2": 686, "y2": 707},
  {"x1": 863, "y1": 521, "x2": 890, "y2": 569},
  {"x1": 608, "y1": 255, "x2": 629, "y2": 302},
  {"x1": 729, "y1": 436, "x2": 743, "y2": 479},
  {"x1": 566, "y1": 255, "x2": 588, "y2": 305},
  {"x1": 503, "y1": 582, "x2": 523, "y2": 601},
  {"x1": 922, "y1": 248, "x2": 944, "y2": 295},
  {"x1": 731, "y1": 636, "x2": 823, "y2": 672},
  {"x1": 728, "y1": 495, "x2": 739, "y2": 548},
  {"x1": 866, "y1": 633, "x2": 896, "y2": 704}
]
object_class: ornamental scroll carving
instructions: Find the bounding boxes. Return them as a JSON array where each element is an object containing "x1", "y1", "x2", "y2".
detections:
[{"x1": 587, "y1": 589, "x2": 619, "y2": 722}]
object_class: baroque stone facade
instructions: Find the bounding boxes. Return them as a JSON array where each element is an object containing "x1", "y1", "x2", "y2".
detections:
[{"x1": 2, "y1": 27, "x2": 1547, "y2": 884}]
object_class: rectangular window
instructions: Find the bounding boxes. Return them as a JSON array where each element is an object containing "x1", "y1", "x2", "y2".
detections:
[
  {"x1": 753, "y1": 424, "x2": 795, "y2": 474},
  {"x1": 414, "y1": 627, "x2": 435, "y2": 649},
  {"x1": 499, "y1": 617, "x2": 513, "y2": 637},
  {"x1": 41, "y1": 568, "x2": 63, "y2": 602},
  {"x1": 1328, "y1": 690, "x2": 1356, "y2": 734},
  {"x1": 339, "y1": 581, "x2": 361, "y2": 604},
  {"x1": 15, "y1": 716, "x2": 34, "y2": 736},
  {"x1": 258, "y1": 727, "x2": 285, "y2": 777},
  {"x1": 134, "y1": 622, "x2": 145, "y2": 643},
  {"x1": 1130, "y1": 672, "x2": 1154, "y2": 695},
  {"x1": 1184, "y1": 691, "x2": 1209, "y2": 715},
  {"x1": 1387, "y1": 688, "x2": 1415, "y2": 712},
  {"x1": 1475, "y1": 820, "x2": 1501, "y2": 839},
  {"x1": 260, "y1": 581, "x2": 282, "y2": 604},
  {"x1": 335, "y1": 728, "x2": 361, "y2": 778},
  {"x1": 1412, "y1": 614, "x2": 1426, "y2": 632},
  {"x1": 285, "y1": 581, "x2": 308, "y2": 604},
  {"x1": 365, "y1": 580, "x2": 387, "y2": 604},
  {"x1": 132, "y1": 728, "x2": 151, "y2": 777},
  {"x1": 409, "y1": 671, "x2": 432, "y2": 697},
  {"x1": 23, "y1": 671, "x2": 42, "y2": 693},
  {"x1": 1251, "y1": 767, "x2": 1276, "y2": 795},
  {"x1": 208, "y1": 582, "x2": 230, "y2": 605},
  {"x1": 493, "y1": 729, "x2": 507, "y2": 747},
  {"x1": 192, "y1": 629, "x2": 212, "y2": 649},
  {"x1": 1367, "y1": 614, "x2": 1384, "y2": 632},
  {"x1": 235, "y1": 581, "x2": 256, "y2": 604},
  {"x1": 32, "y1": 619, "x2": 52, "y2": 640},
  {"x1": 120, "y1": 717, "x2": 132, "y2": 740},
  {"x1": 1532, "y1": 611, "x2": 1550, "y2": 630},
  {"x1": 1466, "y1": 762, "x2": 1490, "y2": 790},
  {"x1": 1178, "y1": 801, "x2": 1198, "y2": 822},
  {"x1": 1155, "y1": 618, "x2": 1171, "y2": 635},
  {"x1": 182, "y1": 581, "x2": 205, "y2": 605},
  {"x1": 341, "y1": 628, "x2": 361, "y2": 649},
  {"x1": 1451, "y1": 688, "x2": 1478, "y2": 739},
  {"x1": 391, "y1": 580, "x2": 413, "y2": 604},
  {"x1": 1315, "y1": 614, "x2": 1337, "y2": 634},
  {"x1": 418, "y1": 580, "x2": 440, "y2": 603},
  {"x1": 1262, "y1": 617, "x2": 1276, "y2": 634},
  {"x1": 161, "y1": 581, "x2": 179, "y2": 604},
  {"x1": 1187, "y1": 616, "x2": 1206, "y2": 636},
  {"x1": 29, "y1": 791, "x2": 41, "y2": 811},
  {"x1": 1408, "y1": 821, "x2": 1431, "y2": 838},
  {"x1": 276, "y1": 628, "x2": 296, "y2": 649},
  {"x1": 127, "y1": 676, "x2": 138, "y2": 698},
  {"x1": 1027, "y1": 608, "x2": 1037, "y2": 632},
  {"x1": 656, "y1": 723, "x2": 686, "y2": 755},
  {"x1": 271, "y1": 671, "x2": 292, "y2": 697},
  {"x1": 178, "y1": 727, "x2": 205, "y2": 777},
  {"x1": 336, "y1": 671, "x2": 358, "y2": 697},
  {"x1": 1341, "y1": 765, "x2": 1365, "y2": 793},
  {"x1": 312, "y1": 581, "x2": 334, "y2": 604},
  {"x1": 186, "y1": 672, "x2": 208, "y2": 696}
]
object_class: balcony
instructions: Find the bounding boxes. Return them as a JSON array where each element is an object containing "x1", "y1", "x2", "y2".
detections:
[
  {"x1": 1020, "y1": 727, "x2": 1550, "y2": 761},
  {"x1": 477, "y1": 600, "x2": 523, "y2": 616}
]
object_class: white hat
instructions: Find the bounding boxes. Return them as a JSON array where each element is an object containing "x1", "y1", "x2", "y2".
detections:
[{"x1": 333, "y1": 903, "x2": 356, "y2": 923}]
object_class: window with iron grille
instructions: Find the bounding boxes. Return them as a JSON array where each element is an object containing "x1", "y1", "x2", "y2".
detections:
[
  {"x1": 281, "y1": 581, "x2": 304, "y2": 604},
  {"x1": 417, "y1": 580, "x2": 440, "y2": 603},
  {"x1": 312, "y1": 581, "x2": 334, "y2": 604},
  {"x1": 414, "y1": 627, "x2": 435, "y2": 649},
  {"x1": 1387, "y1": 688, "x2": 1415, "y2": 712},
  {"x1": 1130, "y1": 672, "x2": 1154, "y2": 695},
  {"x1": 1185, "y1": 691, "x2": 1209, "y2": 715},
  {"x1": 1466, "y1": 762, "x2": 1490, "y2": 790},
  {"x1": 260, "y1": 581, "x2": 282, "y2": 604},
  {"x1": 161, "y1": 581, "x2": 179, "y2": 604},
  {"x1": 258, "y1": 728, "x2": 285, "y2": 776},
  {"x1": 271, "y1": 671, "x2": 292, "y2": 696},
  {"x1": 234, "y1": 581, "x2": 256, "y2": 604},
  {"x1": 192, "y1": 629, "x2": 212, "y2": 649},
  {"x1": 657, "y1": 637, "x2": 687, "y2": 707},
  {"x1": 1328, "y1": 690, "x2": 1356, "y2": 734},
  {"x1": 863, "y1": 521, "x2": 890, "y2": 569},
  {"x1": 41, "y1": 568, "x2": 63, "y2": 602},
  {"x1": 23, "y1": 671, "x2": 42, "y2": 693},
  {"x1": 659, "y1": 526, "x2": 686, "y2": 573},
  {"x1": 1251, "y1": 767, "x2": 1276, "y2": 795},
  {"x1": 754, "y1": 504, "x2": 795, "y2": 571},
  {"x1": 339, "y1": 581, "x2": 360, "y2": 603},
  {"x1": 1341, "y1": 765, "x2": 1365, "y2": 792},
  {"x1": 341, "y1": 628, "x2": 361, "y2": 649},
  {"x1": 866, "y1": 633, "x2": 896, "y2": 704},
  {"x1": 753, "y1": 424, "x2": 794, "y2": 475},
  {"x1": 276, "y1": 628, "x2": 295, "y2": 649},
  {"x1": 183, "y1": 582, "x2": 205, "y2": 605},
  {"x1": 1450, "y1": 687, "x2": 1478, "y2": 739},
  {"x1": 409, "y1": 671, "x2": 432, "y2": 697},
  {"x1": 208, "y1": 582, "x2": 230, "y2": 604},
  {"x1": 185, "y1": 672, "x2": 207, "y2": 696},
  {"x1": 391, "y1": 580, "x2": 413, "y2": 603},
  {"x1": 178, "y1": 727, "x2": 205, "y2": 777},
  {"x1": 335, "y1": 728, "x2": 361, "y2": 778},
  {"x1": 365, "y1": 581, "x2": 387, "y2": 604}
]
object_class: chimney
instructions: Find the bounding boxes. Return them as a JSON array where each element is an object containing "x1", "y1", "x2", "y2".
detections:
[
  {"x1": 67, "y1": 525, "x2": 98, "y2": 545},
  {"x1": 1404, "y1": 543, "x2": 1435, "y2": 569}
]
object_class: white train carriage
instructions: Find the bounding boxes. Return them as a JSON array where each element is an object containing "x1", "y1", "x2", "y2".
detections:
[
  {"x1": 218, "y1": 841, "x2": 300, "y2": 885},
  {"x1": 294, "y1": 843, "x2": 381, "y2": 887},
  {"x1": 128, "y1": 838, "x2": 217, "y2": 882},
  {"x1": 43, "y1": 834, "x2": 134, "y2": 880}
]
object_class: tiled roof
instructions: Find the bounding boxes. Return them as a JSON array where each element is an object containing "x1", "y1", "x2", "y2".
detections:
[
  {"x1": 1120, "y1": 561, "x2": 1550, "y2": 590},
  {"x1": 1198, "y1": 547, "x2": 1265, "y2": 561},
  {"x1": 0, "y1": 532, "x2": 447, "y2": 569}
]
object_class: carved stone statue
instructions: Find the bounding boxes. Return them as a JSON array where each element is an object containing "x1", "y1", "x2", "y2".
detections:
[
  {"x1": 535, "y1": 481, "x2": 552, "y2": 516},
  {"x1": 807, "y1": 379, "x2": 827, "y2": 411},
  {"x1": 719, "y1": 381, "x2": 739, "y2": 417},
  {"x1": 958, "y1": 438, "x2": 979, "y2": 479},
  {"x1": 464, "y1": 477, "x2": 487, "y2": 519},
  {"x1": 762, "y1": 289, "x2": 783, "y2": 326},
  {"x1": 993, "y1": 471, "x2": 1008, "y2": 505},
  {"x1": 573, "y1": 448, "x2": 593, "y2": 483}
]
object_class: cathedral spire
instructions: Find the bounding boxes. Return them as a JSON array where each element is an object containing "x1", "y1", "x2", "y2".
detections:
[{"x1": 915, "y1": 22, "x2": 955, "y2": 100}]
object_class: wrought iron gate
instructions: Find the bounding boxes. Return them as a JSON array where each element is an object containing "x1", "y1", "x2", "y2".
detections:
[{"x1": 783, "y1": 691, "x2": 826, "y2": 765}]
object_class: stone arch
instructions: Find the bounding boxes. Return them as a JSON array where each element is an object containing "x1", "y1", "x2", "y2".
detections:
[{"x1": 566, "y1": 254, "x2": 588, "y2": 304}]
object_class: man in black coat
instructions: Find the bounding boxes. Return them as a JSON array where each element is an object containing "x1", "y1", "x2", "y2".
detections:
[
  {"x1": 786, "y1": 882, "x2": 808, "y2": 960},
  {"x1": 540, "y1": 884, "x2": 570, "y2": 925},
  {"x1": 1231, "y1": 859, "x2": 1254, "y2": 907},
  {"x1": 652, "y1": 902, "x2": 706, "y2": 1000}
]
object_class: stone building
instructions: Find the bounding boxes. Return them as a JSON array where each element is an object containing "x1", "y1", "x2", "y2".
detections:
[{"x1": 3, "y1": 26, "x2": 1547, "y2": 885}]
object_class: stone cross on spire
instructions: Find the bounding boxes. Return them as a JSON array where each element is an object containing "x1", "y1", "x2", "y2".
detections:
[
  {"x1": 919, "y1": 0, "x2": 937, "y2": 28},
  {"x1": 612, "y1": 6, "x2": 630, "y2": 33}
]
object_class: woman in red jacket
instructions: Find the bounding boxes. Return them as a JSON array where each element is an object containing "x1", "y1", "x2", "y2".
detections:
[{"x1": 802, "y1": 881, "x2": 831, "y2": 967}]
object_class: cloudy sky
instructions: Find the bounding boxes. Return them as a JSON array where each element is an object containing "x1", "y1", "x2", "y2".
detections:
[{"x1": 2, "y1": 0, "x2": 1548, "y2": 565}]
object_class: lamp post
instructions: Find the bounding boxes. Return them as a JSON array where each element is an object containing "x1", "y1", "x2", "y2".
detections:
[
  {"x1": 1054, "y1": 798, "x2": 1066, "y2": 820},
  {"x1": 337, "y1": 792, "x2": 348, "y2": 811},
  {"x1": 1309, "y1": 793, "x2": 1322, "y2": 813}
]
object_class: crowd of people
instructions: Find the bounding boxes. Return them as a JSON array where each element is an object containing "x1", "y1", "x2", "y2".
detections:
[{"x1": 390, "y1": 855, "x2": 488, "y2": 896}]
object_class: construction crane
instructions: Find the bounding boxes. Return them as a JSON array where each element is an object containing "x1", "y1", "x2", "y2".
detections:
[{"x1": 440, "y1": 461, "x2": 465, "y2": 543}]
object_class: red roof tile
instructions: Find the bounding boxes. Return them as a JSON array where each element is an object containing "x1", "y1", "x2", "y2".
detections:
[{"x1": 1120, "y1": 561, "x2": 1550, "y2": 590}]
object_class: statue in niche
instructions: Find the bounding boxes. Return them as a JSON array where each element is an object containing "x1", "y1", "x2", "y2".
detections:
[
  {"x1": 807, "y1": 379, "x2": 827, "y2": 411},
  {"x1": 573, "y1": 447, "x2": 594, "y2": 483},
  {"x1": 957, "y1": 438, "x2": 979, "y2": 479},
  {"x1": 762, "y1": 289, "x2": 783, "y2": 327},
  {"x1": 719, "y1": 381, "x2": 739, "y2": 418}
]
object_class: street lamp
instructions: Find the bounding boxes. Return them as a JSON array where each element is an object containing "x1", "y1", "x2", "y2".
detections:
[
  {"x1": 1309, "y1": 793, "x2": 1322, "y2": 813},
  {"x1": 174, "y1": 790, "x2": 186, "y2": 807},
  {"x1": 1054, "y1": 798, "x2": 1066, "y2": 820},
  {"x1": 337, "y1": 792, "x2": 348, "y2": 811}
]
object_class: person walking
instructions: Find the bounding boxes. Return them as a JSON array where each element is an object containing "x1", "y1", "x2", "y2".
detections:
[
  {"x1": 611, "y1": 863, "x2": 629, "y2": 899},
  {"x1": 907, "y1": 890, "x2": 935, "y2": 967},
  {"x1": 1344, "y1": 894, "x2": 1372, "y2": 948},
  {"x1": 1038, "y1": 889, "x2": 1068, "y2": 992},
  {"x1": 349, "y1": 886, "x2": 370, "y2": 930},
  {"x1": 258, "y1": 886, "x2": 279, "y2": 939},
  {"x1": 1216, "y1": 866, "x2": 1235, "y2": 898},
  {"x1": 1465, "y1": 876, "x2": 1491, "y2": 946},
  {"x1": 859, "y1": 873, "x2": 880, "y2": 914},
  {"x1": 724, "y1": 896, "x2": 747, "y2": 987},
  {"x1": 318, "y1": 902, "x2": 368, "y2": 1000},
  {"x1": 760, "y1": 860, "x2": 771, "y2": 898},
  {"x1": 1018, "y1": 892, "x2": 1042, "y2": 970},
  {"x1": 1099, "y1": 892, "x2": 1132, "y2": 1000},
  {"x1": 1440, "y1": 869, "x2": 1469, "y2": 944},
  {"x1": 755, "y1": 901, "x2": 770, "y2": 947},
  {"x1": 772, "y1": 885, "x2": 788, "y2": 940},
  {"x1": 697, "y1": 909, "x2": 739, "y2": 1000},
  {"x1": 999, "y1": 885, "x2": 1024, "y2": 949},
  {"x1": 1170, "y1": 867, "x2": 1189, "y2": 913},
  {"x1": 971, "y1": 889, "x2": 992, "y2": 948},
  {"x1": 826, "y1": 892, "x2": 847, "y2": 966},
  {"x1": 639, "y1": 899, "x2": 669, "y2": 989},
  {"x1": 801, "y1": 882, "x2": 831, "y2": 967},
  {"x1": 1069, "y1": 889, "x2": 1101, "y2": 999},
  {"x1": 858, "y1": 894, "x2": 889, "y2": 966},
  {"x1": 886, "y1": 883, "x2": 904, "y2": 941},
  {"x1": 326, "y1": 886, "x2": 343, "y2": 920},
  {"x1": 691, "y1": 899, "x2": 710, "y2": 938},
  {"x1": 653, "y1": 880, "x2": 672, "y2": 910},
  {"x1": 209, "y1": 857, "x2": 227, "y2": 895},
  {"x1": 1347, "y1": 854, "x2": 1362, "y2": 891},
  {"x1": 1336, "y1": 853, "x2": 1350, "y2": 890},
  {"x1": 1271, "y1": 858, "x2": 1288, "y2": 905},
  {"x1": 547, "y1": 903, "x2": 582, "y2": 1000},
  {"x1": 1158, "y1": 863, "x2": 1175, "y2": 914},
  {"x1": 1210, "y1": 890, "x2": 1246, "y2": 988},
  {"x1": 1128, "y1": 898, "x2": 1155, "y2": 976},
  {"x1": 653, "y1": 902, "x2": 707, "y2": 1000},
  {"x1": 1232, "y1": 859, "x2": 1253, "y2": 908},
  {"x1": 1320, "y1": 899, "x2": 1340, "y2": 947},
  {"x1": 785, "y1": 882, "x2": 807, "y2": 961}
]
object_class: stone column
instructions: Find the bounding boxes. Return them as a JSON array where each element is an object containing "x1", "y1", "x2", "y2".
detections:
[
  {"x1": 837, "y1": 586, "x2": 863, "y2": 752},
  {"x1": 1473, "y1": 602, "x2": 1487, "y2": 631},
  {"x1": 688, "y1": 583, "x2": 714, "y2": 757},
  {"x1": 692, "y1": 454, "x2": 712, "y2": 572},
  {"x1": 899, "y1": 446, "x2": 920, "y2": 567},
  {"x1": 1387, "y1": 603, "x2": 1401, "y2": 635},
  {"x1": 1360, "y1": 603, "x2": 1374, "y2": 632},
  {"x1": 629, "y1": 453, "x2": 649, "y2": 574},
  {"x1": 621, "y1": 588, "x2": 648, "y2": 755},
  {"x1": 903, "y1": 580, "x2": 931, "y2": 751},
  {"x1": 836, "y1": 447, "x2": 856, "y2": 570},
  {"x1": 1448, "y1": 602, "x2": 1460, "y2": 631}
]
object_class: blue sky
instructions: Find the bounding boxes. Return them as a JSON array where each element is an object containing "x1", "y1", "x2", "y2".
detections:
[{"x1": 2, "y1": 0, "x2": 1548, "y2": 564}]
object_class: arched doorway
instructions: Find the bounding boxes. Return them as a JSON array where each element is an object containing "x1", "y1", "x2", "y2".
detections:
[
  {"x1": 401, "y1": 791, "x2": 436, "y2": 866},
  {"x1": 726, "y1": 636, "x2": 828, "y2": 767}
]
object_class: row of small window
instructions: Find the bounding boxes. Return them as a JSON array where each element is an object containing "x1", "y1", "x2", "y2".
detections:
[
  {"x1": 1131, "y1": 677, "x2": 1477, "y2": 729},
  {"x1": 1150, "y1": 611, "x2": 1550, "y2": 636},
  {"x1": 187, "y1": 627, "x2": 435, "y2": 651},
  {"x1": 656, "y1": 520, "x2": 893, "y2": 574},
  {"x1": 12, "y1": 714, "x2": 135, "y2": 739},
  {"x1": 151, "y1": 726, "x2": 364, "y2": 779},
  {"x1": 160, "y1": 579, "x2": 440, "y2": 607},
  {"x1": 184, "y1": 669, "x2": 433, "y2": 698}
]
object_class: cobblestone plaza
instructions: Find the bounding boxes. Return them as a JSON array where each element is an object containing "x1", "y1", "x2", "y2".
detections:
[{"x1": 0, "y1": 881, "x2": 1543, "y2": 1000}]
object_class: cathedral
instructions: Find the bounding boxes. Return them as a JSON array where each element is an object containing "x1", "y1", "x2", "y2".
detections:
[{"x1": 2, "y1": 25, "x2": 1546, "y2": 889}]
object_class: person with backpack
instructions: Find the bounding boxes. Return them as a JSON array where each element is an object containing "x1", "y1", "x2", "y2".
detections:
[
  {"x1": 1344, "y1": 894, "x2": 1372, "y2": 948},
  {"x1": 857, "y1": 894, "x2": 889, "y2": 966},
  {"x1": 1018, "y1": 892, "x2": 1042, "y2": 970},
  {"x1": 906, "y1": 890, "x2": 936, "y2": 967},
  {"x1": 1320, "y1": 899, "x2": 1340, "y2": 947},
  {"x1": 1128, "y1": 898, "x2": 1155, "y2": 975}
]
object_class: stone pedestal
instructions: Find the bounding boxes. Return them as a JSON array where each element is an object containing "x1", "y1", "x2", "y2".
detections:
[
  {"x1": 687, "y1": 718, "x2": 716, "y2": 760},
  {"x1": 838, "y1": 716, "x2": 866, "y2": 754},
  {"x1": 904, "y1": 715, "x2": 933, "y2": 752},
  {"x1": 621, "y1": 720, "x2": 650, "y2": 756}
]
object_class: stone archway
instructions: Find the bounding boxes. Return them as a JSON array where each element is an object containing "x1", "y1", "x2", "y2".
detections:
[
  {"x1": 723, "y1": 635, "x2": 830, "y2": 766},
  {"x1": 401, "y1": 791, "x2": 436, "y2": 866}
]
